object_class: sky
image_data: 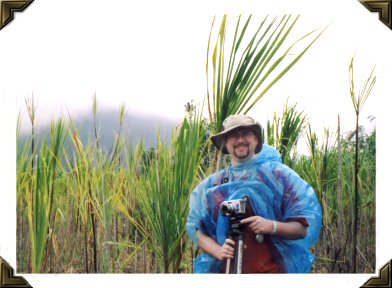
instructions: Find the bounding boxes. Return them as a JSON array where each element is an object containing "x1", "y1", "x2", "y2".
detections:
[
  {"x1": 2, "y1": 0, "x2": 388, "y2": 137},
  {"x1": 1, "y1": 0, "x2": 392, "y2": 287}
]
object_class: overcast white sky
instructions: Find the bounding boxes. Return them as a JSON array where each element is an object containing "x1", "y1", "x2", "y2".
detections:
[
  {"x1": 1, "y1": 0, "x2": 392, "y2": 287},
  {"x1": 1, "y1": 0, "x2": 389, "y2": 137}
]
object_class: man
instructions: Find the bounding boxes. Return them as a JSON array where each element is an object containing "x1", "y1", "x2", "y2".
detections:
[{"x1": 186, "y1": 114, "x2": 322, "y2": 273}]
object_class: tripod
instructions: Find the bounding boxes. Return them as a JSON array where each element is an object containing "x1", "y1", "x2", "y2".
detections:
[{"x1": 225, "y1": 219, "x2": 245, "y2": 274}]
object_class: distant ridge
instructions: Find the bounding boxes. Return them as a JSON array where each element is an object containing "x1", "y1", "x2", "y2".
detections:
[{"x1": 18, "y1": 108, "x2": 181, "y2": 151}]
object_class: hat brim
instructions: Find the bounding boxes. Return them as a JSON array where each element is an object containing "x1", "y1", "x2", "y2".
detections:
[{"x1": 210, "y1": 123, "x2": 263, "y2": 154}]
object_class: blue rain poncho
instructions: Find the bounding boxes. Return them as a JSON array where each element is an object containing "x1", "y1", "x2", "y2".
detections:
[{"x1": 186, "y1": 144, "x2": 322, "y2": 273}]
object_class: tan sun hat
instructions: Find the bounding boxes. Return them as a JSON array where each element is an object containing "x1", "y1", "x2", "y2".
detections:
[{"x1": 210, "y1": 114, "x2": 263, "y2": 154}]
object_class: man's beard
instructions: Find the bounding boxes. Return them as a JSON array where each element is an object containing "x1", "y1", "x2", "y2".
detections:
[{"x1": 233, "y1": 144, "x2": 250, "y2": 159}]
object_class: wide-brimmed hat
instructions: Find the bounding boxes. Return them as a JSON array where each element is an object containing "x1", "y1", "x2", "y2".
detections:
[{"x1": 210, "y1": 114, "x2": 262, "y2": 154}]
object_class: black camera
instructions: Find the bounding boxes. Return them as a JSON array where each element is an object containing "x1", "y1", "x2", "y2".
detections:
[{"x1": 219, "y1": 198, "x2": 247, "y2": 217}]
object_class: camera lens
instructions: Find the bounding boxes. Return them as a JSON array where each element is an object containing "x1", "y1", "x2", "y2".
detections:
[{"x1": 221, "y1": 203, "x2": 235, "y2": 214}]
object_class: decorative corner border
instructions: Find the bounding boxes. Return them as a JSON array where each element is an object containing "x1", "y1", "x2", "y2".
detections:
[
  {"x1": 0, "y1": 257, "x2": 32, "y2": 288},
  {"x1": 358, "y1": 0, "x2": 392, "y2": 29},
  {"x1": 0, "y1": 0, "x2": 34, "y2": 31},
  {"x1": 361, "y1": 259, "x2": 392, "y2": 288}
]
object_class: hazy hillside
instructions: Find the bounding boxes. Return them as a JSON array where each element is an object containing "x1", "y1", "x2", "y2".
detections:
[{"x1": 18, "y1": 108, "x2": 180, "y2": 151}]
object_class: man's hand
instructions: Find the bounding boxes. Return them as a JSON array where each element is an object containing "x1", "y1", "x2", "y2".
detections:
[
  {"x1": 240, "y1": 216, "x2": 307, "y2": 240},
  {"x1": 240, "y1": 216, "x2": 274, "y2": 235},
  {"x1": 217, "y1": 238, "x2": 235, "y2": 261},
  {"x1": 196, "y1": 230, "x2": 238, "y2": 261}
]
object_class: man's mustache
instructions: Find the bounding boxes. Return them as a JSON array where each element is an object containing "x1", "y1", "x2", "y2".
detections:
[{"x1": 234, "y1": 143, "x2": 249, "y2": 148}]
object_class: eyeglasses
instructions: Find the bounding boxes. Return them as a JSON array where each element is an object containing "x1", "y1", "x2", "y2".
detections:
[{"x1": 225, "y1": 129, "x2": 255, "y2": 142}]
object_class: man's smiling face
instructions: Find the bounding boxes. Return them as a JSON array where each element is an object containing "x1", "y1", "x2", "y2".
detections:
[{"x1": 223, "y1": 127, "x2": 259, "y2": 165}]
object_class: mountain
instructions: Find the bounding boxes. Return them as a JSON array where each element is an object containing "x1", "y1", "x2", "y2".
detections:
[{"x1": 18, "y1": 108, "x2": 181, "y2": 151}]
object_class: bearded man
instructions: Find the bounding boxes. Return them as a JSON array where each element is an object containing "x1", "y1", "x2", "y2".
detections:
[{"x1": 186, "y1": 114, "x2": 322, "y2": 273}]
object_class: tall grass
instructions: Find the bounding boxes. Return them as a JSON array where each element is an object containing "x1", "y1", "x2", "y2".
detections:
[
  {"x1": 207, "y1": 15, "x2": 325, "y2": 133},
  {"x1": 24, "y1": 119, "x2": 67, "y2": 272},
  {"x1": 266, "y1": 99, "x2": 307, "y2": 165},
  {"x1": 291, "y1": 123, "x2": 375, "y2": 273},
  {"x1": 348, "y1": 55, "x2": 376, "y2": 273},
  {"x1": 16, "y1": 112, "x2": 31, "y2": 270},
  {"x1": 115, "y1": 109, "x2": 207, "y2": 273}
]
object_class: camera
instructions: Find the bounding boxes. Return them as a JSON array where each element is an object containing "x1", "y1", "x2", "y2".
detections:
[{"x1": 220, "y1": 198, "x2": 247, "y2": 217}]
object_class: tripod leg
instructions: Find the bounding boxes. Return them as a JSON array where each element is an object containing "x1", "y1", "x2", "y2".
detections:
[
  {"x1": 225, "y1": 235, "x2": 233, "y2": 274},
  {"x1": 234, "y1": 233, "x2": 244, "y2": 274},
  {"x1": 225, "y1": 258, "x2": 231, "y2": 274}
]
